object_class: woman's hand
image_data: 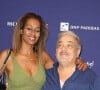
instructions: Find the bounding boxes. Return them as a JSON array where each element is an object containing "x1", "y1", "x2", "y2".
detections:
[{"x1": 76, "y1": 58, "x2": 87, "y2": 71}]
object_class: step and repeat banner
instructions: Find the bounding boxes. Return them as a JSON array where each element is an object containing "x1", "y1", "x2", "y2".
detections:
[{"x1": 0, "y1": 0, "x2": 100, "y2": 76}]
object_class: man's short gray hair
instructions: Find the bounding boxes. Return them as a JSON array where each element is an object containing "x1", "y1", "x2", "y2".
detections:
[{"x1": 57, "y1": 31, "x2": 82, "y2": 50}]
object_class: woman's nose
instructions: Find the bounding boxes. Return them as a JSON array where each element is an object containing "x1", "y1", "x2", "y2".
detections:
[{"x1": 31, "y1": 29, "x2": 36, "y2": 34}]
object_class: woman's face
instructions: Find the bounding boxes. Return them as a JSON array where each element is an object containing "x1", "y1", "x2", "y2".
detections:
[{"x1": 21, "y1": 18, "x2": 40, "y2": 46}]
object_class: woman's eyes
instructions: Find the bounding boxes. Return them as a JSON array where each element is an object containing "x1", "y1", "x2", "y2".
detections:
[
  {"x1": 36, "y1": 29, "x2": 40, "y2": 32},
  {"x1": 26, "y1": 28, "x2": 40, "y2": 32},
  {"x1": 26, "y1": 28, "x2": 32, "y2": 30}
]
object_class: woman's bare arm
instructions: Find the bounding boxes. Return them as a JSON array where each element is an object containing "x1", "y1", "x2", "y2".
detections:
[
  {"x1": 0, "y1": 50, "x2": 8, "y2": 76},
  {"x1": 41, "y1": 51, "x2": 54, "y2": 70}
]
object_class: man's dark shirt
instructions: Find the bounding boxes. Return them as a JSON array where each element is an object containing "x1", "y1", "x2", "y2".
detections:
[{"x1": 42, "y1": 63, "x2": 100, "y2": 90}]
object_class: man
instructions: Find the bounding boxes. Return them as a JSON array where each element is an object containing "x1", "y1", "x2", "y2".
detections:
[{"x1": 42, "y1": 31, "x2": 100, "y2": 90}]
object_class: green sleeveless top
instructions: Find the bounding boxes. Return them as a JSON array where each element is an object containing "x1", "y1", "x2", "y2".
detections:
[{"x1": 6, "y1": 53, "x2": 46, "y2": 90}]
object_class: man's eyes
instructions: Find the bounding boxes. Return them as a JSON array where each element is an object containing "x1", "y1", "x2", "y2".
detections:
[
  {"x1": 67, "y1": 44, "x2": 73, "y2": 47},
  {"x1": 57, "y1": 44, "x2": 73, "y2": 48},
  {"x1": 57, "y1": 44, "x2": 62, "y2": 47}
]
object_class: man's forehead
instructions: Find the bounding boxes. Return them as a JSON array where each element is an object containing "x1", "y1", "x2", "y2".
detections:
[
  {"x1": 57, "y1": 40, "x2": 74, "y2": 44},
  {"x1": 58, "y1": 35, "x2": 76, "y2": 43}
]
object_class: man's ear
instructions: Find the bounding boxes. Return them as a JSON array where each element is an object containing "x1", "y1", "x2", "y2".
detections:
[{"x1": 77, "y1": 49, "x2": 81, "y2": 58}]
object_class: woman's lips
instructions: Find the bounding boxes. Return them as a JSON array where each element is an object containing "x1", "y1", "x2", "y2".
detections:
[{"x1": 29, "y1": 37, "x2": 36, "y2": 41}]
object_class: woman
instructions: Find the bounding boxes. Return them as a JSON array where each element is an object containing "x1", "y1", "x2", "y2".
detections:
[{"x1": 0, "y1": 12, "x2": 87, "y2": 90}]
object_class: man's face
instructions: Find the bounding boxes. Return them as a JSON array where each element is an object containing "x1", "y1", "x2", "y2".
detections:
[{"x1": 56, "y1": 35, "x2": 80, "y2": 65}]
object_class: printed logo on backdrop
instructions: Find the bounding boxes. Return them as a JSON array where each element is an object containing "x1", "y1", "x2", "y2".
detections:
[
  {"x1": 6, "y1": 22, "x2": 48, "y2": 27},
  {"x1": 86, "y1": 61, "x2": 94, "y2": 68},
  {"x1": 0, "y1": 21, "x2": 17, "y2": 30},
  {"x1": 60, "y1": 22, "x2": 100, "y2": 31},
  {"x1": 4, "y1": 21, "x2": 100, "y2": 32},
  {"x1": 7, "y1": 21, "x2": 17, "y2": 27}
]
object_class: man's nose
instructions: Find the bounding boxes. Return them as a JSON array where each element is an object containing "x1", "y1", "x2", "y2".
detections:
[{"x1": 62, "y1": 45, "x2": 68, "y2": 49}]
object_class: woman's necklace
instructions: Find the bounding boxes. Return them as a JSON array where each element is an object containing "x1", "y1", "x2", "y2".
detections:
[
  {"x1": 24, "y1": 55, "x2": 34, "y2": 61},
  {"x1": 19, "y1": 52, "x2": 37, "y2": 61}
]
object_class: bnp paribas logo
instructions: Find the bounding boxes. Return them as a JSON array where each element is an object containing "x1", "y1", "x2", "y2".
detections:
[
  {"x1": 60, "y1": 22, "x2": 69, "y2": 31},
  {"x1": 60, "y1": 22, "x2": 100, "y2": 31}
]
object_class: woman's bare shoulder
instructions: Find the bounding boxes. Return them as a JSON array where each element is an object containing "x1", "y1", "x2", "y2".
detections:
[
  {"x1": 0, "y1": 49, "x2": 11, "y2": 63},
  {"x1": 0, "y1": 49, "x2": 8, "y2": 59}
]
